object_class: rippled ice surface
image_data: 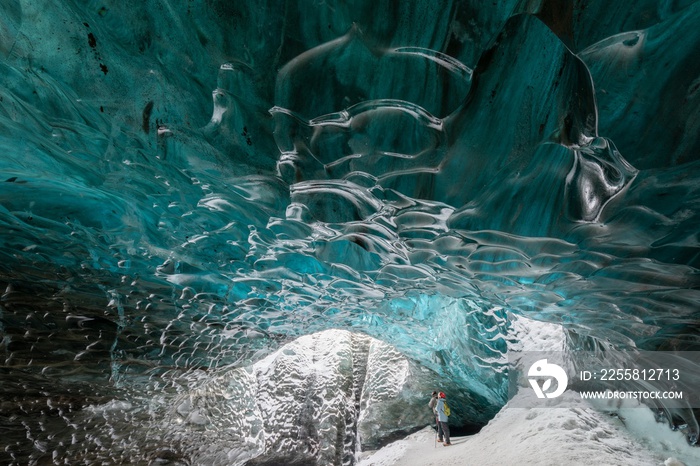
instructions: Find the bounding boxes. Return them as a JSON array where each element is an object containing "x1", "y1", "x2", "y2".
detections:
[{"x1": 1, "y1": 1, "x2": 700, "y2": 464}]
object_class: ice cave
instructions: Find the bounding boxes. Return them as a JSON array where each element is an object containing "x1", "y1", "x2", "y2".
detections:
[{"x1": 1, "y1": 1, "x2": 699, "y2": 465}]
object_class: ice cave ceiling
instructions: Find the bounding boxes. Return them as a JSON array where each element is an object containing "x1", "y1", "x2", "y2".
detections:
[{"x1": 1, "y1": 0, "x2": 700, "y2": 464}]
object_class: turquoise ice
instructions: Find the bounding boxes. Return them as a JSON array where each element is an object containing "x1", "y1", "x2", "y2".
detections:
[{"x1": 1, "y1": 1, "x2": 699, "y2": 464}]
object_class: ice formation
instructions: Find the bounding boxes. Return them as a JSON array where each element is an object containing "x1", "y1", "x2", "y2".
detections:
[{"x1": 1, "y1": 1, "x2": 699, "y2": 464}]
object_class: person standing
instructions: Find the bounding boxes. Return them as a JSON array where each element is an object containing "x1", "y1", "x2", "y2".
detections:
[
  {"x1": 428, "y1": 391, "x2": 443, "y2": 442},
  {"x1": 435, "y1": 392, "x2": 451, "y2": 446}
]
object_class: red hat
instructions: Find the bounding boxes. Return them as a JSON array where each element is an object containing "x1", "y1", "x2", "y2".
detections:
[{"x1": 438, "y1": 392, "x2": 446, "y2": 398}]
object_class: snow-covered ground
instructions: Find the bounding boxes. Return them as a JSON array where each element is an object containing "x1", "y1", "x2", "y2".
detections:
[
  {"x1": 357, "y1": 388, "x2": 699, "y2": 466},
  {"x1": 357, "y1": 314, "x2": 699, "y2": 466}
]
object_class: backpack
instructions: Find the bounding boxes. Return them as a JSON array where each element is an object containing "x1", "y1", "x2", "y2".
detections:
[{"x1": 443, "y1": 401, "x2": 451, "y2": 417}]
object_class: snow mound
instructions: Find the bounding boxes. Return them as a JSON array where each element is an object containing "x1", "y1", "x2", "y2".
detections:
[{"x1": 358, "y1": 389, "x2": 687, "y2": 466}]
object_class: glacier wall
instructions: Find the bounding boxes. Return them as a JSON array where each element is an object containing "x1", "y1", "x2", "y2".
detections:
[
  {"x1": 66, "y1": 330, "x2": 445, "y2": 465},
  {"x1": 1, "y1": 0, "x2": 700, "y2": 464}
]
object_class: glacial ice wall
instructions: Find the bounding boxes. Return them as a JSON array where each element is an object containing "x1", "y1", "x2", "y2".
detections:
[
  {"x1": 1, "y1": 0, "x2": 700, "y2": 464},
  {"x1": 70, "y1": 330, "x2": 441, "y2": 465}
]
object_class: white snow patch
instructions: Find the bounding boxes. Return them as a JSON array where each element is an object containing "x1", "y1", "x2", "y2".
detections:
[
  {"x1": 357, "y1": 388, "x2": 698, "y2": 466},
  {"x1": 588, "y1": 397, "x2": 700, "y2": 466},
  {"x1": 246, "y1": 322, "x2": 699, "y2": 466},
  {"x1": 664, "y1": 458, "x2": 686, "y2": 466}
]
